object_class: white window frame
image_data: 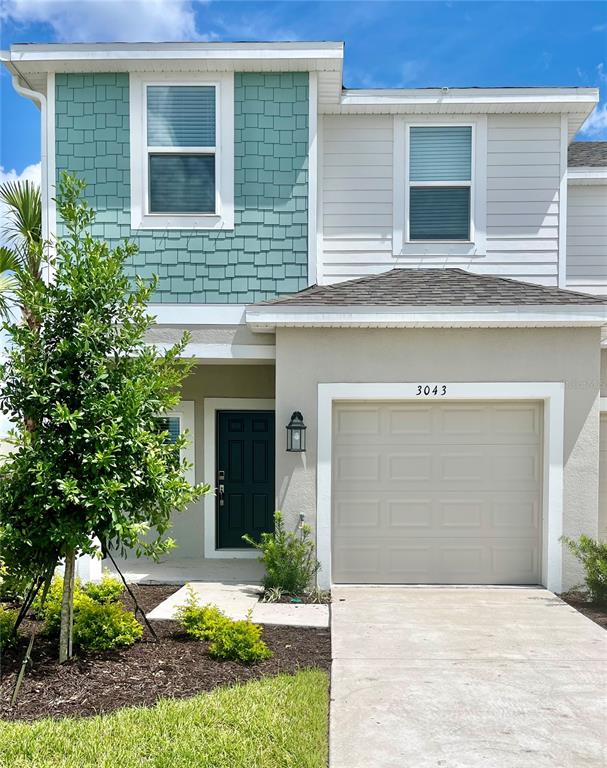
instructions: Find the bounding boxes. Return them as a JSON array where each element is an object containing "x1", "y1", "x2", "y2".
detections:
[
  {"x1": 130, "y1": 72, "x2": 234, "y2": 231},
  {"x1": 160, "y1": 401, "x2": 196, "y2": 486},
  {"x1": 393, "y1": 115, "x2": 487, "y2": 257}
]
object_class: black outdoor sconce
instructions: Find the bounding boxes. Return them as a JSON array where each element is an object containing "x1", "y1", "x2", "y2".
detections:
[{"x1": 286, "y1": 411, "x2": 307, "y2": 452}]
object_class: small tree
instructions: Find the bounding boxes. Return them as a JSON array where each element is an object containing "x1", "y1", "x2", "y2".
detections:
[{"x1": 0, "y1": 174, "x2": 208, "y2": 662}]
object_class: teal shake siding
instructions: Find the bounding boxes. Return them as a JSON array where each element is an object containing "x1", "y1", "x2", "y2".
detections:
[{"x1": 55, "y1": 72, "x2": 309, "y2": 303}]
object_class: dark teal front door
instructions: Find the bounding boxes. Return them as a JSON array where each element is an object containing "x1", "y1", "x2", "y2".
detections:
[{"x1": 216, "y1": 410, "x2": 275, "y2": 549}]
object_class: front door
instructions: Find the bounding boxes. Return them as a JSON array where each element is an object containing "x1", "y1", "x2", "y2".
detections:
[{"x1": 216, "y1": 410, "x2": 275, "y2": 549}]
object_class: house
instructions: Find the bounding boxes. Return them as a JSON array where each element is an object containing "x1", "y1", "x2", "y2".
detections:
[{"x1": 2, "y1": 41, "x2": 607, "y2": 592}]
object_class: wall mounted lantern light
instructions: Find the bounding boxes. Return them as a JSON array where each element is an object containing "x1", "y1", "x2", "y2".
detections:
[{"x1": 286, "y1": 411, "x2": 307, "y2": 452}]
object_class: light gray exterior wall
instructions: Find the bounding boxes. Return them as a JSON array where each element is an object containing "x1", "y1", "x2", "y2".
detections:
[
  {"x1": 319, "y1": 113, "x2": 562, "y2": 286},
  {"x1": 566, "y1": 183, "x2": 607, "y2": 294},
  {"x1": 275, "y1": 326, "x2": 601, "y2": 590}
]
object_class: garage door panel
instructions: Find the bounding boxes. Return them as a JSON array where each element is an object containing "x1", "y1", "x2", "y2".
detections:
[{"x1": 332, "y1": 401, "x2": 542, "y2": 584}]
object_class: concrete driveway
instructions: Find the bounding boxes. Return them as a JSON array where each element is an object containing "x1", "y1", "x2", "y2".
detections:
[{"x1": 330, "y1": 587, "x2": 607, "y2": 768}]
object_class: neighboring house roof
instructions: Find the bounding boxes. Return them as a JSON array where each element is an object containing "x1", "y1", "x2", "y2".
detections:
[
  {"x1": 254, "y1": 268, "x2": 607, "y2": 307},
  {"x1": 568, "y1": 142, "x2": 607, "y2": 167}
]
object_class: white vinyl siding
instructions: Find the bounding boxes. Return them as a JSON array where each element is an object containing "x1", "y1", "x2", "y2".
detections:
[
  {"x1": 319, "y1": 113, "x2": 561, "y2": 286},
  {"x1": 566, "y1": 184, "x2": 607, "y2": 294}
]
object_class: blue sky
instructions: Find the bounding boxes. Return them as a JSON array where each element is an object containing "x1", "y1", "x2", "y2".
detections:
[{"x1": 1, "y1": 0, "x2": 606, "y2": 183}]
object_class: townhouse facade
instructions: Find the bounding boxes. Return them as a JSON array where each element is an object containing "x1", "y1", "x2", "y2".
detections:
[{"x1": 3, "y1": 41, "x2": 607, "y2": 590}]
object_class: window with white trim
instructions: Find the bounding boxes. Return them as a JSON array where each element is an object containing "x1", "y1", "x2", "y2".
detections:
[
  {"x1": 130, "y1": 74, "x2": 234, "y2": 230},
  {"x1": 147, "y1": 85, "x2": 217, "y2": 215},
  {"x1": 393, "y1": 117, "x2": 487, "y2": 257},
  {"x1": 408, "y1": 126, "x2": 472, "y2": 241},
  {"x1": 154, "y1": 402, "x2": 196, "y2": 485}
]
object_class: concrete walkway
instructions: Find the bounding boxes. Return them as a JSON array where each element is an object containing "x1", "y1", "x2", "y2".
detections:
[
  {"x1": 330, "y1": 587, "x2": 607, "y2": 768},
  {"x1": 146, "y1": 581, "x2": 329, "y2": 628}
]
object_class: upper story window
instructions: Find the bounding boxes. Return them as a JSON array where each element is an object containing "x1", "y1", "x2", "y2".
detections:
[
  {"x1": 408, "y1": 126, "x2": 471, "y2": 241},
  {"x1": 130, "y1": 74, "x2": 234, "y2": 231},
  {"x1": 393, "y1": 117, "x2": 487, "y2": 257},
  {"x1": 147, "y1": 86, "x2": 217, "y2": 215}
]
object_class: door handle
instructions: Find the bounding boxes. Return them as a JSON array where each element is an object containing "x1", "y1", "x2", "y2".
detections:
[{"x1": 218, "y1": 484, "x2": 225, "y2": 506}]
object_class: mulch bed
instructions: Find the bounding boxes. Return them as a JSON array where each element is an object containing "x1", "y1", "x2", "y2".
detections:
[
  {"x1": 0, "y1": 585, "x2": 331, "y2": 722},
  {"x1": 559, "y1": 590, "x2": 607, "y2": 630}
]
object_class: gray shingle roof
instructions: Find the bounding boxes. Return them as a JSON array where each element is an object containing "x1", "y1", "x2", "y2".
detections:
[
  {"x1": 568, "y1": 141, "x2": 607, "y2": 167},
  {"x1": 255, "y1": 269, "x2": 607, "y2": 307}
]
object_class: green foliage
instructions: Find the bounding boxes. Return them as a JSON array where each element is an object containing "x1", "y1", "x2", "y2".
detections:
[
  {"x1": 562, "y1": 535, "x2": 607, "y2": 604},
  {"x1": 175, "y1": 587, "x2": 228, "y2": 641},
  {"x1": 32, "y1": 576, "x2": 91, "y2": 636},
  {"x1": 0, "y1": 606, "x2": 19, "y2": 650},
  {"x1": 82, "y1": 571, "x2": 124, "y2": 604},
  {"x1": 0, "y1": 173, "x2": 209, "y2": 588},
  {"x1": 0, "y1": 559, "x2": 29, "y2": 602},
  {"x1": 73, "y1": 600, "x2": 143, "y2": 652},
  {"x1": 243, "y1": 511, "x2": 320, "y2": 594},
  {"x1": 30, "y1": 573, "x2": 141, "y2": 650},
  {"x1": 0, "y1": 179, "x2": 43, "y2": 321},
  {"x1": 208, "y1": 614, "x2": 272, "y2": 664},
  {"x1": 176, "y1": 588, "x2": 271, "y2": 663}
]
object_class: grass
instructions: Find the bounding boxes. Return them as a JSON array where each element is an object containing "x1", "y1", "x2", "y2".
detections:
[{"x1": 0, "y1": 669, "x2": 329, "y2": 768}]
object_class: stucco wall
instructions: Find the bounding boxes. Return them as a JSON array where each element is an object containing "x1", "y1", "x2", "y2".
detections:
[
  {"x1": 275, "y1": 326, "x2": 601, "y2": 590},
  {"x1": 163, "y1": 363, "x2": 275, "y2": 559},
  {"x1": 55, "y1": 72, "x2": 309, "y2": 303}
]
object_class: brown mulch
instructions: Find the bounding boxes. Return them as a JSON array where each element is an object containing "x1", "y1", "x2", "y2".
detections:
[
  {"x1": 559, "y1": 590, "x2": 607, "y2": 630},
  {"x1": 0, "y1": 585, "x2": 331, "y2": 722}
]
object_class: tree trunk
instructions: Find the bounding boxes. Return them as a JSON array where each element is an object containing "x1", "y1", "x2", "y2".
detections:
[{"x1": 59, "y1": 548, "x2": 76, "y2": 664}]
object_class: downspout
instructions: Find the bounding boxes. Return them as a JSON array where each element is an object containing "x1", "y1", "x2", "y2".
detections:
[{"x1": 9, "y1": 67, "x2": 52, "y2": 282}]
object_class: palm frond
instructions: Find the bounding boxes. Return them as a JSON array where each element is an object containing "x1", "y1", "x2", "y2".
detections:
[
  {"x1": 0, "y1": 180, "x2": 42, "y2": 247},
  {"x1": 0, "y1": 245, "x2": 22, "y2": 275},
  {"x1": 0, "y1": 273, "x2": 18, "y2": 322}
]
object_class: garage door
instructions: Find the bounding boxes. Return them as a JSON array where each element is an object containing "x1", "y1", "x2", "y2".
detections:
[{"x1": 332, "y1": 401, "x2": 542, "y2": 584}]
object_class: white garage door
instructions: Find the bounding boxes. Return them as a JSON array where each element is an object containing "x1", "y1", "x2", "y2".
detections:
[{"x1": 332, "y1": 401, "x2": 542, "y2": 584}]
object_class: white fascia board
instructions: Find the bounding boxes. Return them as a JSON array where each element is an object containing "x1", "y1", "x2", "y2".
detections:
[
  {"x1": 246, "y1": 303, "x2": 607, "y2": 331},
  {"x1": 340, "y1": 87, "x2": 598, "y2": 107},
  {"x1": 568, "y1": 168, "x2": 607, "y2": 184},
  {"x1": 8, "y1": 41, "x2": 343, "y2": 66},
  {"x1": 149, "y1": 304, "x2": 246, "y2": 325}
]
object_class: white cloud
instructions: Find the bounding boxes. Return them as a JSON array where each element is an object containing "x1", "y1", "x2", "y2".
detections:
[
  {"x1": 1, "y1": 0, "x2": 201, "y2": 42},
  {"x1": 0, "y1": 162, "x2": 42, "y2": 246},
  {"x1": 578, "y1": 103, "x2": 607, "y2": 139}
]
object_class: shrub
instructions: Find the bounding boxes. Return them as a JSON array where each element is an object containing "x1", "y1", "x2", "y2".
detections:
[
  {"x1": 73, "y1": 600, "x2": 143, "y2": 652},
  {"x1": 175, "y1": 587, "x2": 229, "y2": 641},
  {"x1": 0, "y1": 560, "x2": 29, "y2": 603},
  {"x1": 83, "y1": 571, "x2": 124, "y2": 604},
  {"x1": 208, "y1": 614, "x2": 272, "y2": 664},
  {"x1": 243, "y1": 511, "x2": 320, "y2": 594},
  {"x1": 176, "y1": 589, "x2": 271, "y2": 663},
  {"x1": 0, "y1": 606, "x2": 19, "y2": 650},
  {"x1": 31, "y1": 575, "x2": 90, "y2": 635},
  {"x1": 562, "y1": 535, "x2": 607, "y2": 604}
]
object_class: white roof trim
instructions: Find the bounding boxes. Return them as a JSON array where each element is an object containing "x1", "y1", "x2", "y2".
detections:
[
  {"x1": 246, "y1": 303, "x2": 607, "y2": 332},
  {"x1": 7, "y1": 41, "x2": 343, "y2": 66},
  {"x1": 342, "y1": 86, "x2": 597, "y2": 102},
  {"x1": 568, "y1": 167, "x2": 607, "y2": 185}
]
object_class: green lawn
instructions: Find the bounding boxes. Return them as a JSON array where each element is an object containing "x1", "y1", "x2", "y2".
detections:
[{"x1": 0, "y1": 670, "x2": 329, "y2": 768}]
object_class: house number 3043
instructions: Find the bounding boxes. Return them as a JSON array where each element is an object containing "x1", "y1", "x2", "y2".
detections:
[{"x1": 416, "y1": 385, "x2": 447, "y2": 396}]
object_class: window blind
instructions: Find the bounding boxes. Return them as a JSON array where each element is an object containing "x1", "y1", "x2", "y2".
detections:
[
  {"x1": 149, "y1": 154, "x2": 215, "y2": 214},
  {"x1": 409, "y1": 126, "x2": 472, "y2": 182},
  {"x1": 156, "y1": 416, "x2": 181, "y2": 444},
  {"x1": 147, "y1": 86, "x2": 216, "y2": 147},
  {"x1": 409, "y1": 186, "x2": 470, "y2": 241}
]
